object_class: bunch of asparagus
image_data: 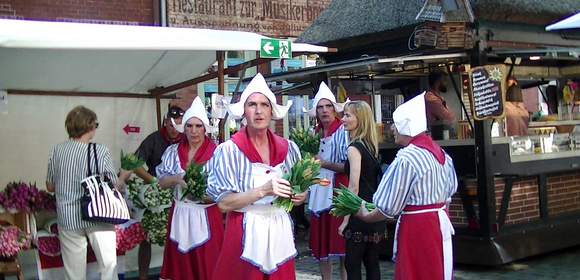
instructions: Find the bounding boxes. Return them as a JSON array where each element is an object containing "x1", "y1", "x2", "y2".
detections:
[
  {"x1": 181, "y1": 163, "x2": 208, "y2": 201},
  {"x1": 330, "y1": 186, "x2": 376, "y2": 217},
  {"x1": 273, "y1": 154, "x2": 321, "y2": 212}
]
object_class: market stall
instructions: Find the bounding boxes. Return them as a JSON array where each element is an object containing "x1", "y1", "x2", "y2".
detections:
[{"x1": 270, "y1": 0, "x2": 580, "y2": 265}]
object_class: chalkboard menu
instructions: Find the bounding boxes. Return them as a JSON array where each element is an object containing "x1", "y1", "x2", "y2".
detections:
[{"x1": 469, "y1": 65, "x2": 507, "y2": 120}]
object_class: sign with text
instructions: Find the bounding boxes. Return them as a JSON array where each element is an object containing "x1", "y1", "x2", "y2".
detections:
[
  {"x1": 469, "y1": 65, "x2": 507, "y2": 120},
  {"x1": 166, "y1": 0, "x2": 331, "y2": 37},
  {"x1": 260, "y1": 38, "x2": 292, "y2": 58}
]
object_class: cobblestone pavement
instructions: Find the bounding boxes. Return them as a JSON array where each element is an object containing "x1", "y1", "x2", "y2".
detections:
[
  {"x1": 293, "y1": 235, "x2": 580, "y2": 280},
  {"x1": 296, "y1": 230, "x2": 580, "y2": 280}
]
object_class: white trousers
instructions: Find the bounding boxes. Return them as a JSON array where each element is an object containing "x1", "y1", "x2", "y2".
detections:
[{"x1": 59, "y1": 227, "x2": 118, "y2": 280}]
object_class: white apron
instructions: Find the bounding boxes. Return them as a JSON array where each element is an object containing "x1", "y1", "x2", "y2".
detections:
[
  {"x1": 393, "y1": 205, "x2": 455, "y2": 280},
  {"x1": 308, "y1": 135, "x2": 335, "y2": 214},
  {"x1": 237, "y1": 162, "x2": 297, "y2": 274},
  {"x1": 169, "y1": 199, "x2": 214, "y2": 253}
]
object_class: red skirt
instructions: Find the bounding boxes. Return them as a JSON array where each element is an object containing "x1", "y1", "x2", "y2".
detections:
[
  {"x1": 309, "y1": 173, "x2": 347, "y2": 260},
  {"x1": 211, "y1": 211, "x2": 296, "y2": 280},
  {"x1": 395, "y1": 204, "x2": 445, "y2": 280},
  {"x1": 160, "y1": 203, "x2": 224, "y2": 280}
]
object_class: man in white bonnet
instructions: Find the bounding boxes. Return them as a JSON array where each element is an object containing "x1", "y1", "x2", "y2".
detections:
[
  {"x1": 207, "y1": 73, "x2": 307, "y2": 279},
  {"x1": 306, "y1": 81, "x2": 349, "y2": 279},
  {"x1": 356, "y1": 93, "x2": 458, "y2": 280}
]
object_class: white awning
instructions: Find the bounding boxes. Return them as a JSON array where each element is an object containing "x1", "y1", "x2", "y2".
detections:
[
  {"x1": 0, "y1": 19, "x2": 330, "y2": 94},
  {"x1": 546, "y1": 12, "x2": 580, "y2": 31}
]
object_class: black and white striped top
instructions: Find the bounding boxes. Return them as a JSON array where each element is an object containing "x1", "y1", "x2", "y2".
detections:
[
  {"x1": 373, "y1": 145, "x2": 458, "y2": 218},
  {"x1": 46, "y1": 140, "x2": 118, "y2": 230}
]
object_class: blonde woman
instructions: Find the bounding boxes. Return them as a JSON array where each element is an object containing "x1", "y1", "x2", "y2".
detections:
[{"x1": 339, "y1": 101, "x2": 386, "y2": 280}]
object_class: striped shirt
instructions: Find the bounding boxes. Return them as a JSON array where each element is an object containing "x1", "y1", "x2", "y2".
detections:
[
  {"x1": 206, "y1": 140, "x2": 301, "y2": 202},
  {"x1": 155, "y1": 143, "x2": 215, "y2": 199},
  {"x1": 326, "y1": 124, "x2": 349, "y2": 163},
  {"x1": 46, "y1": 140, "x2": 118, "y2": 230},
  {"x1": 373, "y1": 144, "x2": 457, "y2": 218}
]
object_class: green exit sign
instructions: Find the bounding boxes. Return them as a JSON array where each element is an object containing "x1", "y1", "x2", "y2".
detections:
[{"x1": 260, "y1": 38, "x2": 292, "y2": 59}]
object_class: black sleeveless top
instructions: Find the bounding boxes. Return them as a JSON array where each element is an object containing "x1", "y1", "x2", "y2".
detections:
[{"x1": 344, "y1": 141, "x2": 387, "y2": 242}]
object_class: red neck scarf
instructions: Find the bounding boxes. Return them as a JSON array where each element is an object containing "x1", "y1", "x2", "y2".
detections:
[
  {"x1": 231, "y1": 127, "x2": 288, "y2": 167},
  {"x1": 160, "y1": 127, "x2": 183, "y2": 144},
  {"x1": 177, "y1": 136, "x2": 216, "y2": 170},
  {"x1": 315, "y1": 118, "x2": 342, "y2": 138},
  {"x1": 409, "y1": 133, "x2": 446, "y2": 165}
]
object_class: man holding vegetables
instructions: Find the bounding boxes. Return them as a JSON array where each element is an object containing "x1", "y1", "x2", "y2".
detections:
[
  {"x1": 155, "y1": 96, "x2": 223, "y2": 280},
  {"x1": 207, "y1": 73, "x2": 307, "y2": 280},
  {"x1": 306, "y1": 81, "x2": 349, "y2": 280},
  {"x1": 356, "y1": 93, "x2": 458, "y2": 280}
]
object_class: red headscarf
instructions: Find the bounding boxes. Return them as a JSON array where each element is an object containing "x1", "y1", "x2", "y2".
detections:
[
  {"x1": 409, "y1": 133, "x2": 446, "y2": 165},
  {"x1": 176, "y1": 136, "x2": 216, "y2": 170},
  {"x1": 315, "y1": 118, "x2": 342, "y2": 138},
  {"x1": 231, "y1": 127, "x2": 288, "y2": 167}
]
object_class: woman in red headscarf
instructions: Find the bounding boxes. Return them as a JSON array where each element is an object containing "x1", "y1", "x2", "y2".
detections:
[{"x1": 156, "y1": 97, "x2": 223, "y2": 280}]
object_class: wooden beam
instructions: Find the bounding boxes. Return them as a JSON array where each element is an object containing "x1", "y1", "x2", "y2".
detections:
[
  {"x1": 149, "y1": 57, "x2": 273, "y2": 97},
  {"x1": 155, "y1": 96, "x2": 162, "y2": 130},
  {"x1": 217, "y1": 51, "x2": 225, "y2": 96},
  {"x1": 7, "y1": 89, "x2": 172, "y2": 99}
]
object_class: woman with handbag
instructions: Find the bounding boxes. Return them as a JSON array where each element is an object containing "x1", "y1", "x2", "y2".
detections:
[
  {"x1": 155, "y1": 97, "x2": 224, "y2": 280},
  {"x1": 46, "y1": 105, "x2": 130, "y2": 280},
  {"x1": 339, "y1": 101, "x2": 387, "y2": 280}
]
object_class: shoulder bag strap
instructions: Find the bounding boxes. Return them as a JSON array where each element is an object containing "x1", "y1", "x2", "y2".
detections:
[
  {"x1": 92, "y1": 143, "x2": 100, "y2": 175},
  {"x1": 86, "y1": 143, "x2": 93, "y2": 176}
]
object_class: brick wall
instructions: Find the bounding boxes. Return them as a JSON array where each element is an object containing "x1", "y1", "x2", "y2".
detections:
[
  {"x1": 450, "y1": 172, "x2": 580, "y2": 228},
  {"x1": 0, "y1": 0, "x2": 154, "y2": 25},
  {"x1": 547, "y1": 171, "x2": 580, "y2": 216}
]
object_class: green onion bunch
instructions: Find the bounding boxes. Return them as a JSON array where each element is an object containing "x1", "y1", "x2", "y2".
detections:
[{"x1": 330, "y1": 186, "x2": 376, "y2": 217}]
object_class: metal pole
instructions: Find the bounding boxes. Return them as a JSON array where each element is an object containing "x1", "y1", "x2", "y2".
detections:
[{"x1": 471, "y1": 45, "x2": 497, "y2": 237}]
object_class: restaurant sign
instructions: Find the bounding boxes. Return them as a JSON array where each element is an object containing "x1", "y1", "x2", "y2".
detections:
[
  {"x1": 166, "y1": 0, "x2": 331, "y2": 37},
  {"x1": 469, "y1": 64, "x2": 507, "y2": 120}
]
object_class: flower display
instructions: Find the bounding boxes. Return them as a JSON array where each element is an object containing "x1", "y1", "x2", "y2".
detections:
[
  {"x1": 0, "y1": 224, "x2": 31, "y2": 258},
  {"x1": 116, "y1": 221, "x2": 146, "y2": 254},
  {"x1": 0, "y1": 182, "x2": 56, "y2": 213},
  {"x1": 273, "y1": 154, "x2": 322, "y2": 212},
  {"x1": 36, "y1": 233, "x2": 61, "y2": 257},
  {"x1": 290, "y1": 127, "x2": 321, "y2": 157}
]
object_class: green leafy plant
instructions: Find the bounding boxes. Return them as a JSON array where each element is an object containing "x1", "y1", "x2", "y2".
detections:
[{"x1": 120, "y1": 151, "x2": 145, "y2": 170}]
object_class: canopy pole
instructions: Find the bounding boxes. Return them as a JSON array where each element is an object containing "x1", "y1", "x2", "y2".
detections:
[
  {"x1": 156, "y1": 96, "x2": 162, "y2": 130},
  {"x1": 217, "y1": 51, "x2": 226, "y2": 142}
]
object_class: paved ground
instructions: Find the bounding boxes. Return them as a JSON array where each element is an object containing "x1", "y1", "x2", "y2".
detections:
[{"x1": 9, "y1": 231, "x2": 580, "y2": 279}]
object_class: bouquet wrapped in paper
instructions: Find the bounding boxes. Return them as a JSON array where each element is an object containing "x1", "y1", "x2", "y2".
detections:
[
  {"x1": 141, "y1": 209, "x2": 170, "y2": 246},
  {"x1": 330, "y1": 186, "x2": 376, "y2": 217},
  {"x1": 290, "y1": 127, "x2": 321, "y2": 157},
  {"x1": 121, "y1": 151, "x2": 145, "y2": 170},
  {"x1": 273, "y1": 154, "x2": 321, "y2": 212},
  {"x1": 125, "y1": 177, "x2": 172, "y2": 245},
  {"x1": 181, "y1": 163, "x2": 208, "y2": 202}
]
